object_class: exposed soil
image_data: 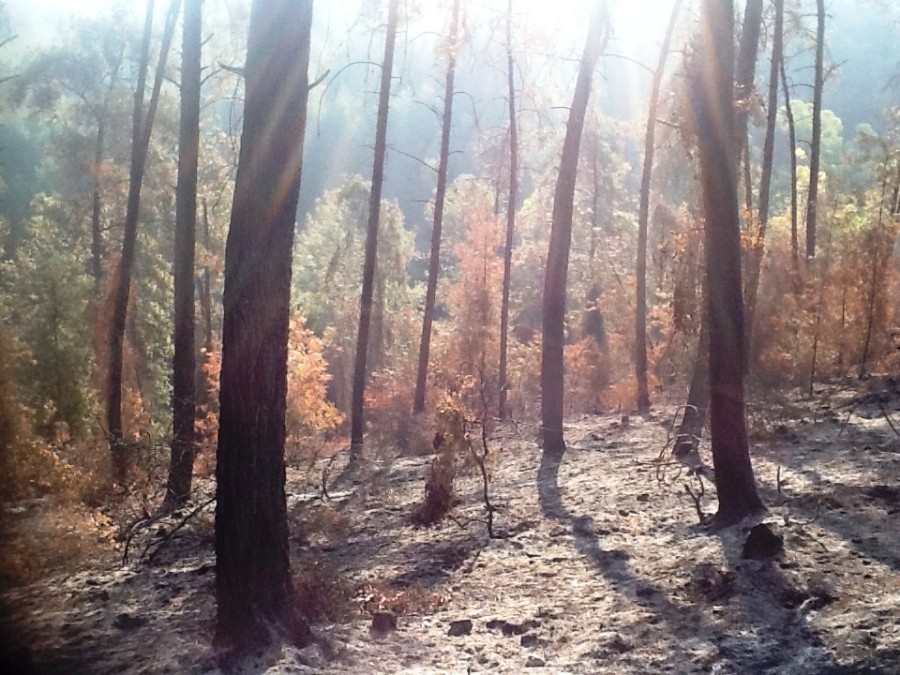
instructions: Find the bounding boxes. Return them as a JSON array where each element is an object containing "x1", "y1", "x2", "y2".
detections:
[{"x1": 2, "y1": 382, "x2": 899, "y2": 674}]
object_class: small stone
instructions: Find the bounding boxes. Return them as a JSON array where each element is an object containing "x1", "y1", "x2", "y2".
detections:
[
  {"x1": 520, "y1": 634, "x2": 539, "y2": 648},
  {"x1": 607, "y1": 634, "x2": 632, "y2": 653},
  {"x1": 525, "y1": 656, "x2": 546, "y2": 668},
  {"x1": 448, "y1": 619, "x2": 473, "y2": 636},
  {"x1": 486, "y1": 619, "x2": 538, "y2": 636},
  {"x1": 370, "y1": 612, "x2": 397, "y2": 633},
  {"x1": 113, "y1": 613, "x2": 146, "y2": 630}
]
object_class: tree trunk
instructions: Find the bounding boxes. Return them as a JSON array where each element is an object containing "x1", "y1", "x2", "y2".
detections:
[
  {"x1": 215, "y1": 0, "x2": 312, "y2": 654},
  {"x1": 90, "y1": 47, "x2": 125, "y2": 294},
  {"x1": 90, "y1": 118, "x2": 106, "y2": 289},
  {"x1": 89, "y1": 117, "x2": 109, "y2": 293},
  {"x1": 780, "y1": 57, "x2": 800, "y2": 281},
  {"x1": 414, "y1": 0, "x2": 460, "y2": 415},
  {"x1": 745, "y1": 0, "x2": 783, "y2": 361},
  {"x1": 369, "y1": 267, "x2": 385, "y2": 373},
  {"x1": 635, "y1": 0, "x2": 682, "y2": 414},
  {"x1": 859, "y1": 173, "x2": 893, "y2": 377},
  {"x1": 498, "y1": 0, "x2": 519, "y2": 421},
  {"x1": 541, "y1": 0, "x2": 607, "y2": 457},
  {"x1": 350, "y1": 0, "x2": 399, "y2": 460},
  {"x1": 809, "y1": 260, "x2": 827, "y2": 395},
  {"x1": 589, "y1": 133, "x2": 601, "y2": 265},
  {"x1": 691, "y1": 0, "x2": 764, "y2": 528},
  {"x1": 195, "y1": 200, "x2": 215, "y2": 425},
  {"x1": 676, "y1": 305, "x2": 710, "y2": 455},
  {"x1": 164, "y1": 0, "x2": 201, "y2": 509},
  {"x1": 107, "y1": 0, "x2": 180, "y2": 485},
  {"x1": 735, "y1": 0, "x2": 763, "y2": 229},
  {"x1": 806, "y1": 0, "x2": 826, "y2": 259}
]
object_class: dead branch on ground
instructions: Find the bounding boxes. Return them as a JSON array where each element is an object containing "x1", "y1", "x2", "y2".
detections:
[
  {"x1": 140, "y1": 495, "x2": 216, "y2": 565},
  {"x1": 121, "y1": 510, "x2": 170, "y2": 566},
  {"x1": 880, "y1": 402, "x2": 900, "y2": 437},
  {"x1": 684, "y1": 477, "x2": 706, "y2": 524}
]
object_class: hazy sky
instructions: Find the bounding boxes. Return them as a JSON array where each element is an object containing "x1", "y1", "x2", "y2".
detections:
[{"x1": 4, "y1": 0, "x2": 670, "y2": 56}]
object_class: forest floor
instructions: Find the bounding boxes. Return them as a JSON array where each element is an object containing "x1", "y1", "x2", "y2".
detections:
[{"x1": 2, "y1": 379, "x2": 900, "y2": 674}]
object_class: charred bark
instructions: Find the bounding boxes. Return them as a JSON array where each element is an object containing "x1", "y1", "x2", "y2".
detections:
[
  {"x1": 164, "y1": 0, "x2": 201, "y2": 509},
  {"x1": 498, "y1": 0, "x2": 519, "y2": 421},
  {"x1": 690, "y1": 0, "x2": 764, "y2": 528},
  {"x1": 108, "y1": 0, "x2": 179, "y2": 485},
  {"x1": 541, "y1": 0, "x2": 607, "y2": 457},
  {"x1": 414, "y1": 0, "x2": 460, "y2": 415},
  {"x1": 635, "y1": 0, "x2": 683, "y2": 414},
  {"x1": 215, "y1": 0, "x2": 313, "y2": 654},
  {"x1": 350, "y1": 0, "x2": 399, "y2": 460}
]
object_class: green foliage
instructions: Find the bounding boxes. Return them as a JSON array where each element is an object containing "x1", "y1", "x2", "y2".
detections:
[
  {"x1": 0, "y1": 117, "x2": 50, "y2": 254},
  {"x1": 0, "y1": 195, "x2": 96, "y2": 436},
  {"x1": 0, "y1": 323, "x2": 104, "y2": 504},
  {"x1": 790, "y1": 101, "x2": 845, "y2": 170},
  {"x1": 293, "y1": 174, "x2": 416, "y2": 412}
]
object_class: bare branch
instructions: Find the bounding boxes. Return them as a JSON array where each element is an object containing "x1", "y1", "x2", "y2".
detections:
[{"x1": 387, "y1": 144, "x2": 438, "y2": 172}]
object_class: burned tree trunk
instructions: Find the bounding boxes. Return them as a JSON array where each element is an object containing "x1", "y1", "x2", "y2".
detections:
[
  {"x1": 690, "y1": 0, "x2": 764, "y2": 527},
  {"x1": 414, "y1": 0, "x2": 460, "y2": 415},
  {"x1": 806, "y1": 0, "x2": 826, "y2": 259},
  {"x1": 498, "y1": 0, "x2": 519, "y2": 421},
  {"x1": 780, "y1": 58, "x2": 800, "y2": 279},
  {"x1": 164, "y1": 0, "x2": 201, "y2": 509},
  {"x1": 745, "y1": 0, "x2": 784, "y2": 360},
  {"x1": 107, "y1": 0, "x2": 179, "y2": 485},
  {"x1": 541, "y1": 0, "x2": 607, "y2": 457},
  {"x1": 635, "y1": 0, "x2": 683, "y2": 414},
  {"x1": 350, "y1": 0, "x2": 399, "y2": 460},
  {"x1": 215, "y1": 0, "x2": 313, "y2": 653}
]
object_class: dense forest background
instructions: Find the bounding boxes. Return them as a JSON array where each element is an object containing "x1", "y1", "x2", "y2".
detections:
[
  {"x1": 0, "y1": 0, "x2": 899, "y2": 670},
  {"x1": 1, "y1": 0, "x2": 897, "y2": 479}
]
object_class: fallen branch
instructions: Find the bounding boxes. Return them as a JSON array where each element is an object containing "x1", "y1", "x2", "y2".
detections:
[
  {"x1": 684, "y1": 478, "x2": 706, "y2": 524},
  {"x1": 879, "y1": 402, "x2": 900, "y2": 437},
  {"x1": 121, "y1": 510, "x2": 170, "y2": 566},
  {"x1": 138, "y1": 496, "x2": 216, "y2": 566},
  {"x1": 796, "y1": 497, "x2": 823, "y2": 526},
  {"x1": 838, "y1": 400, "x2": 861, "y2": 437}
]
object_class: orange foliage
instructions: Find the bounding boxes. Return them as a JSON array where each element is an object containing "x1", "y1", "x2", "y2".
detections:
[
  {"x1": 432, "y1": 202, "x2": 505, "y2": 413},
  {"x1": 193, "y1": 316, "x2": 343, "y2": 471},
  {"x1": 750, "y1": 203, "x2": 898, "y2": 386},
  {"x1": 286, "y1": 317, "x2": 343, "y2": 448}
]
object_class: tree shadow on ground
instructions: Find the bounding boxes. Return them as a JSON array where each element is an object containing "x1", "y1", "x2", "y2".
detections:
[
  {"x1": 755, "y1": 416, "x2": 900, "y2": 572},
  {"x1": 536, "y1": 448, "x2": 839, "y2": 672},
  {"x1": 714, "y1": 527, "x2": 898, "y2": 674}
]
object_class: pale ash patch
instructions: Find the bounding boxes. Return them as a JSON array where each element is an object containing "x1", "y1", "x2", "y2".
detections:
[{"x1": 2, "y1": 385, "x2": 898, "y2": 673}]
